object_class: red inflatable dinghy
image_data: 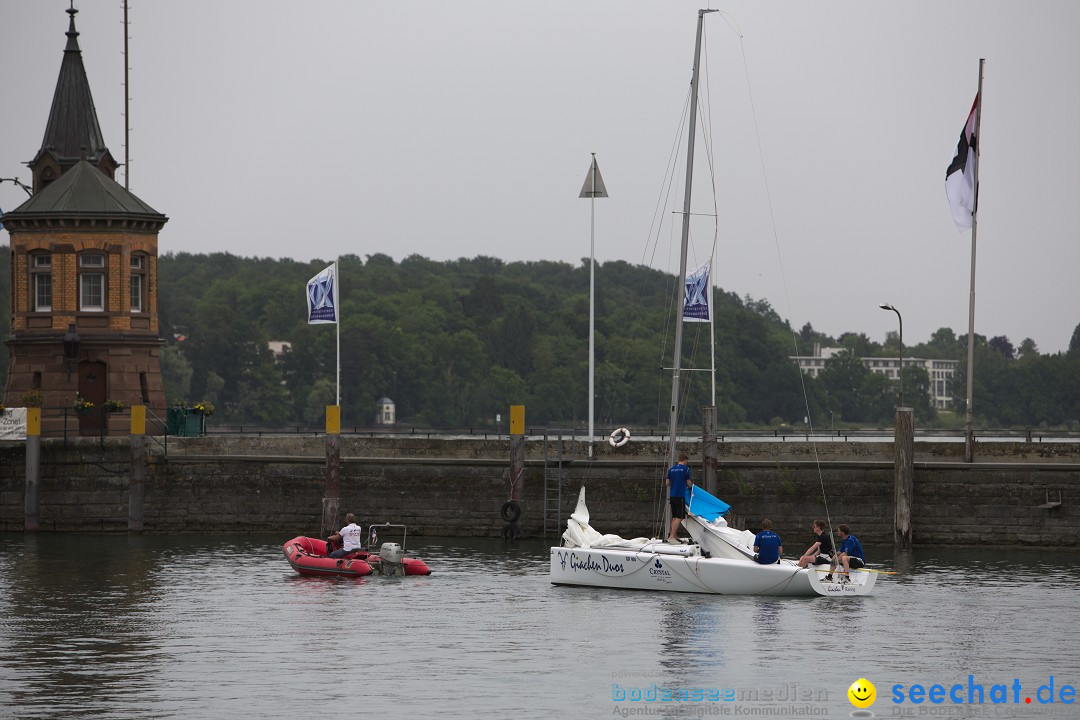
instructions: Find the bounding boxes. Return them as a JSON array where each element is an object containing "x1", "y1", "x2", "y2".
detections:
[{"x1": 282, "y1": 535, "x2": 431, "y2": 578}]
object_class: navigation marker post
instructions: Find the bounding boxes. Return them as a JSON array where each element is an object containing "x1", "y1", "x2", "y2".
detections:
[{"x1": 579, "y1": 154, "x2": 608, "y2": 459}]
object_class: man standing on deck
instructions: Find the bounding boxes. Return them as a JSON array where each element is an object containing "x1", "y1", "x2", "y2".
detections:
[{"x1": 664, "y1": 453, "x2": 692, "y2": 543}]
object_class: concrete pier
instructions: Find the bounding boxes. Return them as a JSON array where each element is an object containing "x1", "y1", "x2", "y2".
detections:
[{"x1": 1, "y1": 434, "x2": 1077, "y2": 547}]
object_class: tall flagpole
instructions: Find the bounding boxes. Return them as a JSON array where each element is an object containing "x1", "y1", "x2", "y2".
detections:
[
  {"x1": 335, "y1": 260, "x2": 341, "y2": 407},
  {"x1": 964, "y1": 60, "x2": 984, "y2": 464},
  {"x1": 123, "y1": 1, "x2": 130, "y2": 189}
]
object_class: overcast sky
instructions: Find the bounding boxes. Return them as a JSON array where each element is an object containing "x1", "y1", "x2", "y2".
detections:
[{"x1": 2, "y1": 1, "x2": 1078, "y2": 353}]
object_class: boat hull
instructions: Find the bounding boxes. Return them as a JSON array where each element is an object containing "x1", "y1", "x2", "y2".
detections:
[{"x1": 549, "y1": 546, "x2": 875, "y2": 597}]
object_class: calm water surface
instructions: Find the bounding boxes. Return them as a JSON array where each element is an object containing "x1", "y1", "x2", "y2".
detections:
[{"x1": 1, "y1": 533, "x2": 1078, "y2": 719}]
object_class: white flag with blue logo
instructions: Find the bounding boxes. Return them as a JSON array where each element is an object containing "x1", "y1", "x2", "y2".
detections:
[
  {"x1": 682, "y1": 262, "x2": 712, "y2": 323},
  {"x1": 306, "y1": 263, "x2": 339, "y2": 324}
]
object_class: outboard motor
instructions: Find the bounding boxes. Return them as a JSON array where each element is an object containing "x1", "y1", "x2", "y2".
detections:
[{"x1": 378, "y1": 542, "x2": 405, "y2": 576}]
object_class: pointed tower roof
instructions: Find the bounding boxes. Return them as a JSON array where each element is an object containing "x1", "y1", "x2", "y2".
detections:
[
  {"x1": 3, "y1": 160, "x2": 166, "y2": 229},
  {"x1": 29, "y1": 5, "x2": 116, "y2": 175}
]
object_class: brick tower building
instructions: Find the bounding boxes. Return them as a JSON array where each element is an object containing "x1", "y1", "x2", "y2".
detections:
[{"x1": 2, "y1": 6, "x2": 168, "y2": 435}]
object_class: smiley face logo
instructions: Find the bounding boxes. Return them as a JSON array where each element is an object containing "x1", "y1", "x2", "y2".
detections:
[{"x1": 847, "y1": 678, "x2": 876, "y2": 708}]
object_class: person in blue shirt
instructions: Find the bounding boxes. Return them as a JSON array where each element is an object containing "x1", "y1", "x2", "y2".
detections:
[
  {"x1": 834, "y1": 524, "x2": 865, "y2": 582},
  {"x1": 753, "y1": 518, "x2": 783, "y2": 564},
  {"x1": 664, "y1": 452, "x2": 692, "y2": 543}
]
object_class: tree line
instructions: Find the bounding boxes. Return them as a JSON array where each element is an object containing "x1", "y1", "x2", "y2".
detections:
[{"x1": 1, "y1": 247, "x2": 1078, "y2": 430}]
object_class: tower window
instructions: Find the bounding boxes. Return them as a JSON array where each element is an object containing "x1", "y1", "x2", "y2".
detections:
[
  {"x1": 130, "y1": 276, "x2": 143, "y2": 312},
  {"x1": 79, "y1": 253, "x2": 106, "y2": 311},
  {"x1": 35, "y1": 275, "x2": 53, "y2": 311},
  {"x1": 130, "y1": 254, "x2": 146, "y2": 313},
  {"x1": 29, "y1": 253, "x2": 52, "y2": 311}
]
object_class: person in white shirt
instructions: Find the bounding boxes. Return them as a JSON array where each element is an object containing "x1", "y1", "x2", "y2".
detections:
[{"x1": 328, "y1": 513, "x2": 364, "y2": 557}]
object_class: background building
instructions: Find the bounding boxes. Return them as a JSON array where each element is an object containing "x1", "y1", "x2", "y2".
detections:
[
  {"x1": 375, "y1": 397, "x2": 396, "y2": 426},
  {"x1": 791, "y1": 345, "x2": 958, "y2": 410}
]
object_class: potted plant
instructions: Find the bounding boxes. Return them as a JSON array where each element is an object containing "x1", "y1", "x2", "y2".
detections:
[
  {"x1": 104, "y1": 400, "x2": 126, "y2": 413},
  {"x1": 74, "y1": 395, "x2": 95, "y2": 413},
  {"x1": 21, "y1": 390, "x2": 45, "y2": 408},
  {"x1": 191, "y1": 401, "x2": 215, "y2": 416}
]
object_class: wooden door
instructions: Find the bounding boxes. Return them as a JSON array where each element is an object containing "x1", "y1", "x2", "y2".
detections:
[{"x1": 78, "y1": 361, "x2": 108, "y2": 434}]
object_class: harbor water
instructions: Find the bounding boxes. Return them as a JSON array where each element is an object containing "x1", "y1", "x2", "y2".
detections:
[{"x1": 1, "y1": 533, "x2": 1078, "y2": 719}]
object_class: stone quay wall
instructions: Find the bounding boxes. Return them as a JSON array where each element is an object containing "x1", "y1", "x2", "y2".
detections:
[{"x1": 1, "y1": 435, "x2": 1077, "y2": 548}]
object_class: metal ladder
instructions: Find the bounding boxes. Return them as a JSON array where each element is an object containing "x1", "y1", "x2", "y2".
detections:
[{"x1": 543, "y1": 431, "x2": 566, "y2": 537}]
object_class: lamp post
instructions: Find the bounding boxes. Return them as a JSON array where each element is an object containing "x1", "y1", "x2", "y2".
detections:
[
  {"x1": 62, "y1": 324, "x2": 81, "y2": 380},
  {"x1": 879, "y1": 303, "x2": 903, "y2": 407}
]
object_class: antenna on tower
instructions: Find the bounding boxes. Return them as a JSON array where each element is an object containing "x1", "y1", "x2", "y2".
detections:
[{"x1": 123, "y1": 0, "x2": 131, "y2": 189}]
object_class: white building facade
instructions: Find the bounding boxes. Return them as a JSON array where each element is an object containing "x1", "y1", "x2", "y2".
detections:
[{"x1": 791, "y1": 346, "x2": 958, "y2": 409}]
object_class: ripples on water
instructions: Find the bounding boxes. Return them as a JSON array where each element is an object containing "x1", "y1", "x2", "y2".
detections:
[{"x1": 1, "y1": 534, "x2": 1078, "y2": 718}]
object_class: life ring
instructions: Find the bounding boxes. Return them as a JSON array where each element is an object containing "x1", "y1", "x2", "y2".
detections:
[
  {"x1": 500, "y1": 501, "x2": 522, "y2": 523},
  {"x1": 609, "y1": 427, "x2": 631, "y2": 448},
  {"x1": 502, "y1": 523, "x2": 521, "y2": 541}
]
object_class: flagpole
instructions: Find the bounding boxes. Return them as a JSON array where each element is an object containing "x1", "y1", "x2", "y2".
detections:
[
  {"x1": 335, "y1": 260, "x2": 341, "y2": 407},
  {"x1": 963, "y1": 60, "x2": 984, "y2": 464}
]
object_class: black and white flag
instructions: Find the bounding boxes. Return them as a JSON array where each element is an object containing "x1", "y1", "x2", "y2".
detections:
[{"x1": 946, "y1": 94, "x2": 979, "y2": 231}]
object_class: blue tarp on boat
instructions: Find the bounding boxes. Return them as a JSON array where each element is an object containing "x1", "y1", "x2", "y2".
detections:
[{"x1": 688, "y1": 485, "x2": 731, "y2": 523}]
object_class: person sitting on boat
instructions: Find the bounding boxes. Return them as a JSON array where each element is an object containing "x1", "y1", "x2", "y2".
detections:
[
  {"x1": 833, "y1": 524, "x2": 865, "y2": 582},
  {"x1": 797, "y1": 519, "x2": 834, "y2": 572},
  {"x1": 327, "y1": 513, "x2": 365, "y2": 558},
  {"x1": 753, "y1": 518, "x2": 783, "y2": 564},
  {"x1": 664, "y1": 452, "x2": 692, "y2": 543}
]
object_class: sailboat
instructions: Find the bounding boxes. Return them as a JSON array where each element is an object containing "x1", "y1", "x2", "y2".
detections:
[{"x1": 548, "y1": 10, "x2": 875, "y2": 597}]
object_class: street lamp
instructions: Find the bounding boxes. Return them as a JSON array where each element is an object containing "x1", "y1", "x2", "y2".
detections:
[
  {"x1": 62, "y1": 324, "x2": 81, "y2": 380},
  {"x1": 879, "y1": 303, "x2": 903, "y2": 407}
]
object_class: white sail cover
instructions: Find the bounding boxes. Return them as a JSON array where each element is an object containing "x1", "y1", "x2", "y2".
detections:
[{"x1": 561, "y1": 487, "x2": 649, "y2": 549}]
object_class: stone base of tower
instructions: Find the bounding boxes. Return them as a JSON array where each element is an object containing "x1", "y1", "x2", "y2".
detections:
[{"x1": 3, "y1": 336, "x2": 167, "y2": 437}]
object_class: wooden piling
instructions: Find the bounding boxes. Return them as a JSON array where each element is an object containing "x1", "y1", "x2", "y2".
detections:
[
  {"x1": 702, "y1": 405, "x2": 718, "y2": 496},
  {"x1": 25, "y1": 408, "x2": 41, "y2": 532},
  {"x1": 894, "y1": 406, "x2": 915, "y2": 549},
  {"x1": 321, "y1": 406, "x2": 342, "y2": 537},
  {"x1": 128, "y1": 405, "x2": 147, "y2": 532},
  {"x1": 506, "y1": 405, "x2": 525, "y2": 538}
]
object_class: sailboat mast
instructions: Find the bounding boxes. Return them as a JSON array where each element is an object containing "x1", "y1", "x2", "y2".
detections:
[{"x1": 667, "y1": 8, "x2": 716, "y2": 469}]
